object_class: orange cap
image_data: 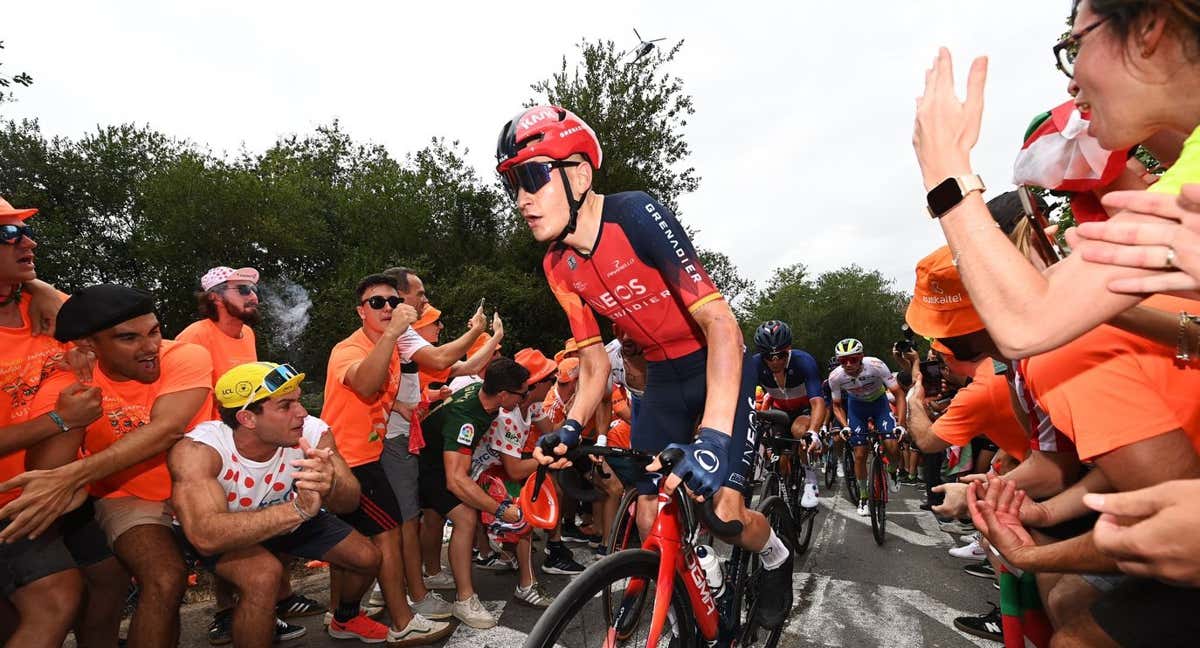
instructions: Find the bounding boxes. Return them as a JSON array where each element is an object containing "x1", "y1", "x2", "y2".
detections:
[
  {"x1": 468, "y1": 332, "x2": 493, "y2": 356},
  {"x1": 906, "y1": 246, "x2": 986, "y2": 340},
  {"x1": 514, "y1": 348, "x2": 556, "y2": 384},
  {"x1": 556, "y1": 357, "x2": 580, "y2": 383},
  {"x1": 0, "y1": 197, "x2": 37, "y2": 221},
  {"x1": 414, "y1": 305, "x2": 442, "y2": 330}
]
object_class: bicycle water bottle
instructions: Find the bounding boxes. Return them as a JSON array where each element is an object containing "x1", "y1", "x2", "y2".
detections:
[{"x1": 695, "y1": 545, "x2": 724, "y2": 597}]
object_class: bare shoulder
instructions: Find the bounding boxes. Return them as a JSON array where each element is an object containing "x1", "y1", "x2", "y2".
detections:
[{"x1": 167, "y1": 438, "x2": 221, "y2": 479}]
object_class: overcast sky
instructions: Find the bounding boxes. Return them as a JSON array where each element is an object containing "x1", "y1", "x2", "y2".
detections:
[{"x1": 3, "y1": 1, "x2": 1072, "y2": 294}]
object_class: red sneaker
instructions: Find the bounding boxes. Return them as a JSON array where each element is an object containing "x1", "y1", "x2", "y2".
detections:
[{"x1": 327, "y1": 613, "x2": 389, "y2": 643}]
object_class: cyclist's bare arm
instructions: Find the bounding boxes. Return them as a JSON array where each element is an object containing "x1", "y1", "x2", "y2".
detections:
[
  {"x1": 565, "y1": 343, "x2": 611, "y2": 430},
  {"x1": 692, "y1": 298, "x2": 743, "y2": 435},
  {"x1": 888, "y1": 383, "x2": 908, "y2": 429},
  {"x1": 831, "y1": 398, "x2": 849, "y2": 428}
]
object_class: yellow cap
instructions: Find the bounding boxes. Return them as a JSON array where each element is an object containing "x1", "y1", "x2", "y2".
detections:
[{"x1": 215, "y1": 362, "x2": 305, "y2": 409}]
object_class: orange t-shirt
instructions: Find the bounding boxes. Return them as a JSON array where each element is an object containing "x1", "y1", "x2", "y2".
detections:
[
  {"x1": 30, "y1": 339, "x2": 213, "y2": 500},
  {"x1": 931, "y1": 362, "x2": 1029, "y2": 461},
  {"x1": 321, "y1": 328, "x2": 402, "y2": 467},
  {"x1": 1023, "y1": 295, "x2": 1200, "y2": 462},
  {"x1": 0, "y1": 293, "x2": 71, "y2": 507},
  {"x1": 176, "y1": 318, "x2": 257, "y2": 417}
]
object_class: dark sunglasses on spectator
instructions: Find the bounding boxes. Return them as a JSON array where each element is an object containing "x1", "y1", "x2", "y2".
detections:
[
  {"x1": 505, "y1": 387, "x2": 531, "y2": 398},
  {"x1": 500, "y1": 160, "x2": 581, "y2": 200},
  {"x1": 764, "y1": 351, "x2": 788, "y2": 361},
  {"x1": 0, "y1": 224, "x2": 35, "y2": 245},
  {"x1": 937, "y1": 335, "x2": 986, "y2": 362},
  {"x1": 226, "y1": 284, "x2": 258, "y2": 296},
  {"x1": 362, "y1": 295, "x2": 403, "y2": 310}
]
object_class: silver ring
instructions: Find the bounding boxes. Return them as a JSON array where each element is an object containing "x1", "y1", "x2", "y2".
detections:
[{"x1": 1166, "y1": 247, "x2": 1177, "y2": 269}]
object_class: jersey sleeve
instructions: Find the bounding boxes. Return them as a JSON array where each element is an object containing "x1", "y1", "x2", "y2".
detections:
[
  {"x1": 27, "y1": 368, "x2": 76, "y2": 420},
  {"x1": 544, "y1": 253, "x2": 603, "y2": 349},
  {"x1": 625, "y1": 193, "x2": 722, "y2": 314},
  {"x1": 796, "y1": 352, "x2": 824, "y2": 399},
  {"x1": 161, "y1": 343, "x2": 216, "y2": 396},
  {"x1": 867, "y1": 358, "x2": 898, "y2": 389},
  {"x1": 396, "y1": 328, "x2": 432, "y2": 363},
  {"x1": 828, "y1": 370, "x2": 844, "y2": 400}
]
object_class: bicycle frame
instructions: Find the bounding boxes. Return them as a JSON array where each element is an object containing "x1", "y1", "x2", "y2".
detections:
[{"x1": 615, "y1": 490, "x2": 721, "y2": 647}]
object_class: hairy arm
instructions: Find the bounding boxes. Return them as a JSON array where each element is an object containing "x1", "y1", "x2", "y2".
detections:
[
  {"x1": 169, "y1": 440, "x2": 309, "y2": 556},
  {"x1": 344, "y1": 335, "x2": 399, "y2": 399},
  {"x1": 500, "y1": 453, "x2": 538, "y2": 482},
  {"x1": 443, "y1": 451, "x2": 500, "y2": 514}
]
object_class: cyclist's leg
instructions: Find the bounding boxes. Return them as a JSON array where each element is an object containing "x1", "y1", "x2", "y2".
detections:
[
  {"x1": 712, "y1": 351, "x2": 773, "y2": 553},
  {"x1": 847, "y1": 399, "x2": 871, "y2": 493},
  {"x1": 871, "y1": 400, "x2": 903, "y2": 470},
  {"x1": 629, "y1": 359, "x2": 699, "y2": 539}
]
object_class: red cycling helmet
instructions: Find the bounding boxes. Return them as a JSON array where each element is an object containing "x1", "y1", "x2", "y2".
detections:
[
  {"x1": 496, "y1": 106, "x2": 602, "y2": 241},
  {"x1": 495, "y1": 105, "x2": 602, "y2": 173}
]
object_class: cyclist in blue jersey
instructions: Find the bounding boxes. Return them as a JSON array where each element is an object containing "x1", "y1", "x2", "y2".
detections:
[
  {"x1": 496, "y1": 105, "x2": 792, "y2": 628},
  {"x1": 828, "y1": 339, "x2": 907, "y2": 516},
  {"x1": 752, "y1": 320, "x2": 826, "y2": 507}
]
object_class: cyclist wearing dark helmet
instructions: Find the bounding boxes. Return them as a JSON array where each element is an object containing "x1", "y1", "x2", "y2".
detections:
[
  {"x1": 751, "y1": 321, "x2": 826, "y2": 507},
  {"x1": 497, "y1": 105, "x2": 792, "y2": 628}
]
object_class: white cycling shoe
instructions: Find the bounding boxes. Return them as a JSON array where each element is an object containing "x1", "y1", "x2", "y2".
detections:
[
  {"x1": 801, "y1": 483, "x2": 820, "y2": 508},
  {"x1": 856, "y1": 501, "x2": 869, "y2": 516}
]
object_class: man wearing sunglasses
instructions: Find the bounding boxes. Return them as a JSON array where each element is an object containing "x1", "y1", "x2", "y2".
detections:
[
  {"x1": 417, "y1": 357, "x2": 530, "y2": 628},
  {"x1": 828, "y1": 338, "x2": 908, "y2": 517},
  {"x1": 498, "y1": 106, "x2": 793, "y2": 629},
  {"x1": 322, "y1": 273, "x2": 460, "y2": 642},
  {"x1": 0, "y1": 284, "x2": 213, "y2": 648}
]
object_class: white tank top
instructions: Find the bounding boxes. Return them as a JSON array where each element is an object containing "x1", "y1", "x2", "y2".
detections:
[{"x1": 187, "y1": 416, "x2": 328, "y2": 511}]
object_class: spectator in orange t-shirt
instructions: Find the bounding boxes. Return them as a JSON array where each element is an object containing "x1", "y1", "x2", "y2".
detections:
[
  {"x1": 176, "y1": 266, "x2": 260, "y2": 416},
  {"x1": 320, "y1": 274, "x2": 450, "y2": 643},
  {"x1": 0, "y1": 197, "x2": 105, "y2": 648},
  {"x1": 2, "y1": 284, "x2": 212, "y2": 648}
]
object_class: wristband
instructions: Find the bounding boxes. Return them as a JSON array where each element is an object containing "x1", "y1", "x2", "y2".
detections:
[
  {"x1": 291, "y1": 498, "x2": 313, "y2": 522},
  {"x1": 494, "y1": 499, "x2": 511, "y2": 518},
  {"x1": 48, "y1": 411, "x2": 71, "y2": 433}
]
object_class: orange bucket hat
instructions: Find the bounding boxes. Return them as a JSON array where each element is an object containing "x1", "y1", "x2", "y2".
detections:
[
  {"x1": 905, "y1": 246, "x2": 986, "y2": 340},
  {"x1": 514, "y1": 348, "x2": 556, "y2": 385}
]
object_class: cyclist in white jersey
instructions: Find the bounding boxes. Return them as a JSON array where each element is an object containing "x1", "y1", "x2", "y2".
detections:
[{"x1": 828, "y1": 339, "x2": 907, "y2": 516}]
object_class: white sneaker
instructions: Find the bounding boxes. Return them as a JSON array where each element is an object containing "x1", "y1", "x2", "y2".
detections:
[
  {"x1": 410, "y1": 591, "x2": 453, "y2": 620},
  {"x1": 888, "y1": 473, "x2": 900, "y2": 494},
  {"x1": 801, "y1": 483, "x2": 819, "y2": 509},
  {"x1": 423, "y1": 569, "x2": 456, "y2": 590},
  {"x1": 452, "y1": 594, "x2": 497, "y2": 629},
  {"x1": 388, "y1": 613, "x2": 453, "y2": 646},
  {"x1": 949, "y1": 539, "x2": 986, "y2": 560},
  {"x1": 368, "y1": 582, "x2": 385, "y2": 607},
  {"x1": 857, "y1": 501, "x2": 869, "y2": 516},
  {"x1": 514, "y1": 581, "x2": 554, "y2": 608},
  {"x1": 959, "y1": 532, "x2": 980, "y2": 546}
]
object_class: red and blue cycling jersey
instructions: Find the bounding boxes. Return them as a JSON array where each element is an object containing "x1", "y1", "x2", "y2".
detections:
[
  {"x1": 753, "y1": 350, "x2": 823, "y2": 412},
  {"x1": 544, "y1": 191, "x2": 723, "y2": 362}
]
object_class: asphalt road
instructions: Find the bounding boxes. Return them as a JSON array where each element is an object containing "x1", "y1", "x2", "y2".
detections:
[{"x1": 155, "y1": 478, "x2": 1000, "y2": 648}]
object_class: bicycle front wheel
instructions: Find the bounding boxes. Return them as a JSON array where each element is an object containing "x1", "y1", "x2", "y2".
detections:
[
  {"x1": 868, "y1": 452, "x2": 887, "y2": 546},
  {"x1": 524, "y1": 549, "x2": 697, "y2": 648},
  {"x1": 824, "y1": 448, "x2": 838, "y2": 489},
  {"x1": 842, "y1": 447, "x2": 859, "y2": 504}
]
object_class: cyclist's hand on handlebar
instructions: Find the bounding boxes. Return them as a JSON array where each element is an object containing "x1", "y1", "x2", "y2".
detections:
[
  {"x1": 533, "y1": 419, "x2": 585, "y2": 468},
  {"x1": 806, "y1": 431, "x2": 823, "y2": 454},
  {"x1": 646, "y1": 427, "x2": 731, "y2": 501},
  {"x1": 894, "y1": 425, "x2": 908, "y2": 442},
  {"x1": 839, "y1": 426, "x2": 851, "y2": 442}
]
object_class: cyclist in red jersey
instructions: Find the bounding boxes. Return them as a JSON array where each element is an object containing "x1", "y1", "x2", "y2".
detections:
[{"x1": 497, "y1": 106, "x2": 793, "y2": 628}]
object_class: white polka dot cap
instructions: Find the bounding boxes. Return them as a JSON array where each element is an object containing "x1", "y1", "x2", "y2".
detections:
[{"x1": 201, "y1": 266, "x2": 260, "y2": 291}]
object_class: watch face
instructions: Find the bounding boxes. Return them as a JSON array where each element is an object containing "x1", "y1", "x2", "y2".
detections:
[{"x1": 928, "y1": 177, "x2": 963, "y2": 217}]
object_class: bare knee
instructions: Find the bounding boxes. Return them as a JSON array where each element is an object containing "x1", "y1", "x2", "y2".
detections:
[
  {"x1": 14, "y1": 570, "x2": 83, "y2": 628},
  {"x1": 235, "y1": 556, "x2": 284, "y2": 605}
]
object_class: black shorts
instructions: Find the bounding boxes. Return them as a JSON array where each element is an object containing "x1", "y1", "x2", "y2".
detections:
[
  {"x1": 622, "y1": 348, "x2": 758, "y2": 496},
  {"x1": 0, "y1": 519, "x2": 76, "y2": 596},
  {"x1": 177, "y1": 511, "x2": 354, "y2": 572},
  {"x1": 1090, "y1": 577, "x2": 1200, "y2": 647},
  {"x1": 338, "y1": 461, "x2": 403, "y2": 537},
  {"x1": 417, "y1": 457, "x2": 463, "y2": 518},
  {"x1": 60, "y1": 498, "x2": 112, "y2": 567}
]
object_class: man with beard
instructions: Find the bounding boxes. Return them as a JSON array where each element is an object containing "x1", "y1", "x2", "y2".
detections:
[
  {"x1": 176, "y1": 266, "x2": 317, "y2": 643},
  {"x1": 0, "y1": 284, "x2": 213, "y2": 648}
]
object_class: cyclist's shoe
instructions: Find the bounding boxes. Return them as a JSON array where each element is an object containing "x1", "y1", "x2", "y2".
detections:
[
  {"x1": 542, "y1": 541, "x2": 586, "y2": 575},
  {"x1": 328, "y1": 613, "x2": 389, "y2": 643},
  {"x1": 208, "y1": 608, "x2": 233, "y2": 645},
  {"x1": 274, "y1": 617, "x2": 306, "y2": 642},
  {"x1": 452, "y1": 594, "x2": 498, "y2": 629},
  {"x1": 888, "y1": 472, "x2": 900, "y2": 494},
  {"x1": 963, "y1": 561, "x2": 996, "y2": 579},
  {"x1": 275, "y1": 593, "x2": 325, "y2": 619},
  {"x1": 949, "y1": 539, "x2": 986, "y2": 560},
  {"x1": 387, "y1": 613, "x2": 453, "y2": 646},
  {"x1": 953, "y1": 604, "x2": 1003, "y2": 641},
  {"x1": 801, "y1": 483, "x2": 819, "y2": 508},
  {"x1": 514, "y1": 581, "x2": 555, "y2": 608},
  {"x1": 410, "y1": 591, "x2": 454, "y2": 620},
  {"x1": 856, "y1": 501, "x2": 869, "y2": 516},
  {"x1": 754, "y1": 542, "x2": 795, "y2": 629},
  {"x1": 423, "y1": 569, "x2": 456, "y2": 589},
  {"x1": 474, "y1": 551, "x2": 518, "y2": 571}
]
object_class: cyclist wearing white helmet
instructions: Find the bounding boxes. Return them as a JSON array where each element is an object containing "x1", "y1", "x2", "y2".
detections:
[{"x1": 827, "y1": 338, "x2": 907, "y2": 516}]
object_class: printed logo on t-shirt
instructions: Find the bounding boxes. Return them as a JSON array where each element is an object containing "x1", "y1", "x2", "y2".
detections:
[{"x1": 457, "y1": 423, "x2": 475, "y2": 445}]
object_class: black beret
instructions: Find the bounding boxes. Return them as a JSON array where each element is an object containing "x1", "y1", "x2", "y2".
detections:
[{"x1": 55, "y1": 284, "x2": 157, "y2": 342}]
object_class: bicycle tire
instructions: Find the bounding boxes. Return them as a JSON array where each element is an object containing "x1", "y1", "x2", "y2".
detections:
[
  {"x1": 842, "y1": 446, "x2": 859, "y2": 504},
  {"x1": 788, "y1": 462, "x2": 815, "y2": 556},
  {"x1": 524, "y1": 549, "x2": 697, "y2": 648},
  {"x1": 823, "y1": 450, "x2": 838, "y2": 490},
  {"x1": 868, "y1": 451, "x2": 887, "y2": 546},
  {"x1": 736, "y1": 495, "x2": 794, "y2": 648}
]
